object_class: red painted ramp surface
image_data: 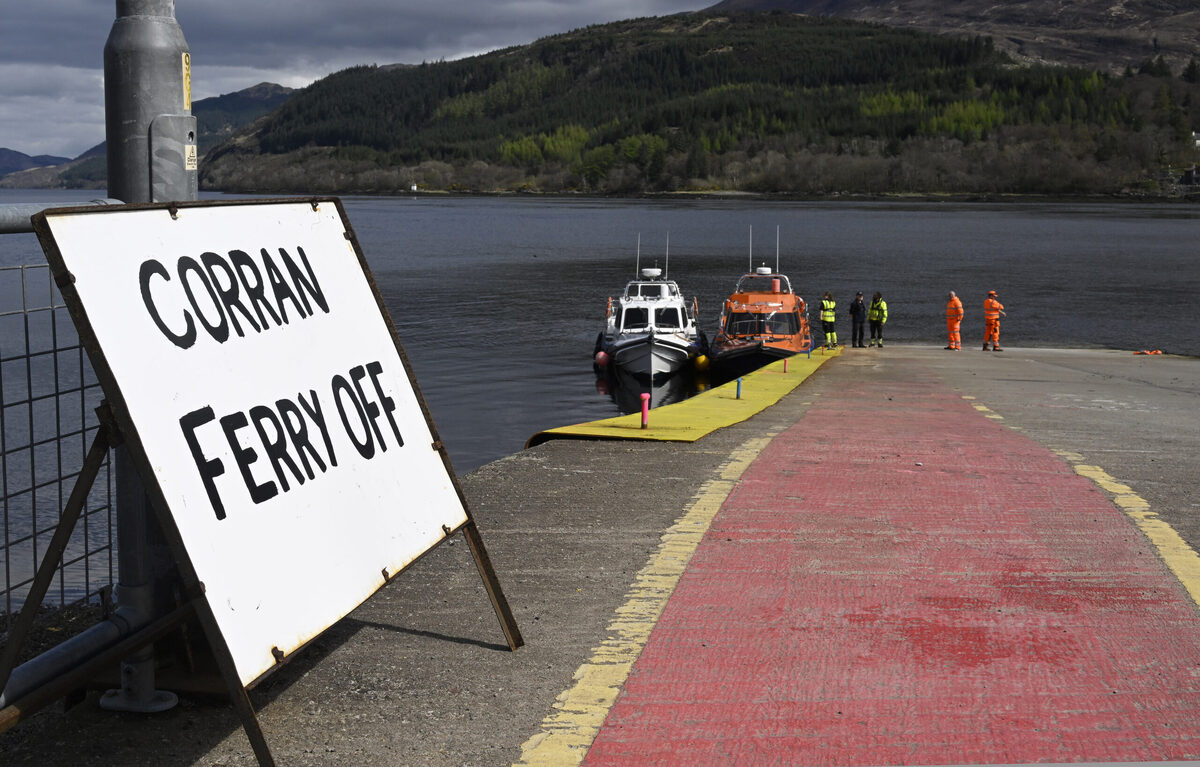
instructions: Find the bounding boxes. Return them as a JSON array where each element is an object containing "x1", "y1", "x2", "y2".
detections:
[{"x1": 584, "y1": 380, "x2": 1200, "y2": 766}]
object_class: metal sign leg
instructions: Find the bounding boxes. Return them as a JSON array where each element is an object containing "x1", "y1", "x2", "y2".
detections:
[
  {"x1": 188, "y1": 599, "x2": 277, "y2": 767},
  {"x1": 461, "y1": 521, "x2": 524, "y2": 651}
]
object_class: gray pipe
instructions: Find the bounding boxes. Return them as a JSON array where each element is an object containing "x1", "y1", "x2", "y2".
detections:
[
  {"x1": 0, "y1": 200, "x2": 123, "y2": 235},
  {"x1": 0, "y1": 608, "x2": 144, "y2": 708}
]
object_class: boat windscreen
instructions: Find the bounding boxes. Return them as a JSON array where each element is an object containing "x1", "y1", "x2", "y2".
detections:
[
  {"x1": 725, "y1": 311, "x2": 799, "y2": 335},
  {"x1": 622, "y1": 307, "x2": 649, "y2": 330},
  {"x1": 654, "y1": 307, "x2": 683, "y2": 329}
]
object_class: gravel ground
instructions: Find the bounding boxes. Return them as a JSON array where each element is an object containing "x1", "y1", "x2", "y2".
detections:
[{"x1": 2, "y1": 346, "x2": 1197, "y2": 766}]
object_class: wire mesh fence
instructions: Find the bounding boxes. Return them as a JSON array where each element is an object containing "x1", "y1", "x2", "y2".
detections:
[{"x1": 0, "y1": 263, "x2": 113, "y2": 633}]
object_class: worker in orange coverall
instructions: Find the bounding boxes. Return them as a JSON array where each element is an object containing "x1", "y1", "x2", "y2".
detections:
[
  {"x1": 945, "y1": 291, "x2": 963, "y2": 350},
  {"x1": 983, "y1": 290, "x2": 1006, "y2": 351}
]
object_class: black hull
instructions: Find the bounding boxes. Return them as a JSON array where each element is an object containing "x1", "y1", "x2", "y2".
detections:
[{"x1": 709, "y1": 342, "x2": 798, "y2": 382}]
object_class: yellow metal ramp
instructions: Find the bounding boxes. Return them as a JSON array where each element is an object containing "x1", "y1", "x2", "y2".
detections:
[{"x1": 526, "y1": 349, "x2": 838, "y2": 447}]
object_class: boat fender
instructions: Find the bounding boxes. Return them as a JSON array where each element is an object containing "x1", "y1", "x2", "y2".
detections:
[
  {"x1": 595, "y1": 350, "x2": 610, "y2": 367},
  {"x1": 694, "y1": 354, "x2": 710, "y2": 372}
]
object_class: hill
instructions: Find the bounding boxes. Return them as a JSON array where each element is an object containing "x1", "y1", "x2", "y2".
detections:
[
  {"x1": 0, "y1": 149, "x2": 71, "y2": 176},
  {"x1": 0, "y1": 83, "x2": 294, "y2": 189},
  {"x1": 202, "y1": 12, "x2": 1200, "y2": 197},
  {"x1": 193, "y1": 82, "x2": 295, "y2": 151},
  {"x1": 705, "y1": 0, "x2": 1200, "y2": 75}
]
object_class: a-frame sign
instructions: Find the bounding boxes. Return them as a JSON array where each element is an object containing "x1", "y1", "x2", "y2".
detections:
[{"x1": 12, "y1": 198, "x2": 522, "y2": 764}]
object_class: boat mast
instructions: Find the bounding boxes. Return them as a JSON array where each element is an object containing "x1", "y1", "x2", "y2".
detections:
[
  {"x1": 665, "y1": 231, "x2": 670, "y2": 278},
  {"x1": 776, "y1": 225, "x2": 780, "y2": 274},
  {"x1": 748, "y1": 225, "x2": 753, "y2": 272},
  {"x1": 636, "y1": 233, "x2": 641, "y2": 276}
]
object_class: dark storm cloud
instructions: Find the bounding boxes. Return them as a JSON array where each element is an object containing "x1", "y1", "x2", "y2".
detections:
[{"x1": 1, "y1": 1, "x2": 704, "y2": 157}]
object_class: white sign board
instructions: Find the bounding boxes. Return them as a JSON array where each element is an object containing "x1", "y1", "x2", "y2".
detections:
[{"x1": 39, "y1": 200, "x2": 468, "y2": 686}]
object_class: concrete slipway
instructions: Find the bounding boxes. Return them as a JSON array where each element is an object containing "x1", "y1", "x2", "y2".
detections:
[{"x1": 2, "y1": 346, "x2": 1199, "y2": 766}]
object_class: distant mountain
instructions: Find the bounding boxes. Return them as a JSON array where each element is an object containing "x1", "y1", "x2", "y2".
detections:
[
  {"x1": 194, "y1": 82, "x2": 295, "y2": 153},
  {"x1": 704, "y1": 0, "x2": 1200, "y2": 74},
  {"x1": 0, "y1": 148, "x2": 71, "y2": 176},
  {"x1": 0, "y1": 82, "x2": 294, "y2": 189}
]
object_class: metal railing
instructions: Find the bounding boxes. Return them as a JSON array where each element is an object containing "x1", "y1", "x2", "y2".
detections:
[{"x1": 0, "y1": 263, "x2": 113, "y2": 633}]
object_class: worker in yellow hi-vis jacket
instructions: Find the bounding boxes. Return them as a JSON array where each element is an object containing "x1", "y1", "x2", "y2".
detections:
[
  {"x1": 820, "y1": 292, "x2": 838, "y2": 349},
  {"x1": 868, "y1": 291, "x2": 888, "y2": 347}
]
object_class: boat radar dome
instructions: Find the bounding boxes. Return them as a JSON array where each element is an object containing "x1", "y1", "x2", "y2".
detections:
[
  {"x1": 641, "y1": 267, "x2": 663, "y2": 279},
  {"x1": 756, "y1": 266, "x2": 773, "y2": 275}
]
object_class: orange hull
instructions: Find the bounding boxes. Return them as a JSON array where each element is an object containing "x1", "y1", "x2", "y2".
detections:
[{"x1": 710, "y1": 269, "x2": 811, "y2": 377}]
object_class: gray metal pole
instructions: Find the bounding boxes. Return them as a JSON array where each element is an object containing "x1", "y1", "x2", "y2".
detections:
[
  {"x1": 101, "y1": 0, "x2": 198, "y2": 713},
  {"x1": 105, "y1": 0, "x2": 198, "y2": 204}
]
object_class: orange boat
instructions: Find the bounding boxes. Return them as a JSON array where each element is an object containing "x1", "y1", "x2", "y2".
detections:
[{"x1": 709, "y1": 266, "x2": 812, "y2": 379}]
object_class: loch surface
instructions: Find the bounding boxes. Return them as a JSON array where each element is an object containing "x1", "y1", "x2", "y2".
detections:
[{"x1": 2, "y1": 190, "x2": 1196, "y2": 472}]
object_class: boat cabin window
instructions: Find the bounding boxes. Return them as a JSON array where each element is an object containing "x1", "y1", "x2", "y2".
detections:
[
  {"x1": 766, "y1": 312, "x2": 799, "y2": 334},
  {"x1": 725, "y1": 311, "x2": 799, "y2": 335},
  {"x1": 626, "y1": 282, "x2": 678, "y2": 299},
  {"x1": 654, "y1": 307, "x2": 683, "y2": 330},
  {"x1": 621, "y1": 306, "x2": 684, "y2": 331},
  {"x1": 621, "y1": 307, "x2": 649, "y2": 330},
  {"x1": 637, "y1": 283, "x2": 668, "y2": 298}
]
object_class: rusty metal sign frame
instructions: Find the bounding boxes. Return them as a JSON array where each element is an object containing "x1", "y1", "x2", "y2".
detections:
[{"x1": 27, "y1": 197, "x2": 522, "y2": 765}]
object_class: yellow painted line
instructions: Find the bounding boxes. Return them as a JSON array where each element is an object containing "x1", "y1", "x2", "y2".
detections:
[
  {"x1": 1056, "y1": 453, "x2": 1200, "y2": 607},
  {"x1": 512, "y1": 435, "x2": 773, "y2": 767},
  {"x1": 965, "y1": 396, "x2": 1004, "y2": 420},
  {"x1": 527, "y1": 351, "x2": 836, "y2": 447},
  {"x1": 967, "y1": 399, "x2": 1200, "y2": 607}
]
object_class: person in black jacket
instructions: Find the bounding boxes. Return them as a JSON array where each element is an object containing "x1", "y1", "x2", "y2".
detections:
[{"x1": 848, "y1": 291, "x2": 866, "y2": 348}]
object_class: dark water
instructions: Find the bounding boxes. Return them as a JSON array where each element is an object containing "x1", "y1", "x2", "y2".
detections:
[{"x1": 2, "y1": 190, "x2": 1198, "y2": 474}]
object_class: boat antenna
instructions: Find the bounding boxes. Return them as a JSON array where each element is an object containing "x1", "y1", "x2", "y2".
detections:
[
  {"x1": 665, "y1": 231, "x2": 670, "y2": 278},
  {"x1": 775, "y1": 225, "x2": 780, "y2": 274},
  {"x1": 748, "y1": 225, "x2": 753, "y2": 272},
  {"x1": 636, "y1": 233, "x2": 641, "y2": 276}
]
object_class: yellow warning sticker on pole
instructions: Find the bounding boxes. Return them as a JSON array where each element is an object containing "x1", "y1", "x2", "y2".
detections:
[{"x1": 182, "y1": 52, "x2": 192, "y2": 111}]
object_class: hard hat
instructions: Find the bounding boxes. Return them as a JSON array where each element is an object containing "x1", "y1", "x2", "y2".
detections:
[{"x1": 988, "y1": 290, "x2": 997, "y2": 295}]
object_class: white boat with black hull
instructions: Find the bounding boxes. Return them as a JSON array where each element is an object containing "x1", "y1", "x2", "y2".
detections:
[{"x1": 593, "y1": 266, "x2": 706, "y2": 381}]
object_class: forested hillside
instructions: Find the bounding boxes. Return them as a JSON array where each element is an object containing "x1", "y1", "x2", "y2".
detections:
[
  {"x1": 201, "y1": 12, "x2": 1200, "y2": 197},
  {"x1": 707, "y1": 0, "x2": 1200, "y2": 76}
]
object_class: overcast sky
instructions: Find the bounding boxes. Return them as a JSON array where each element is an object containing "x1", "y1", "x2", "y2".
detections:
[{"x1": 1, "y1": 1, "x2": 704, "y2": 159}]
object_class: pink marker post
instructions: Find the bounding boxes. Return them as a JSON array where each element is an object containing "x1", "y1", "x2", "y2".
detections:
[{"x1": 641, "y1": 392, "x2": 651, "y2": 429}]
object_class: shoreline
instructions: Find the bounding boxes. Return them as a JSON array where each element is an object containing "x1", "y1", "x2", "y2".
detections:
[
  {"x1": 213, "y1": 188, "x2": 1200, "y2": 205},
  {"x1": 3, "y1": 184, "x2": 1199, "y2": 205}
]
